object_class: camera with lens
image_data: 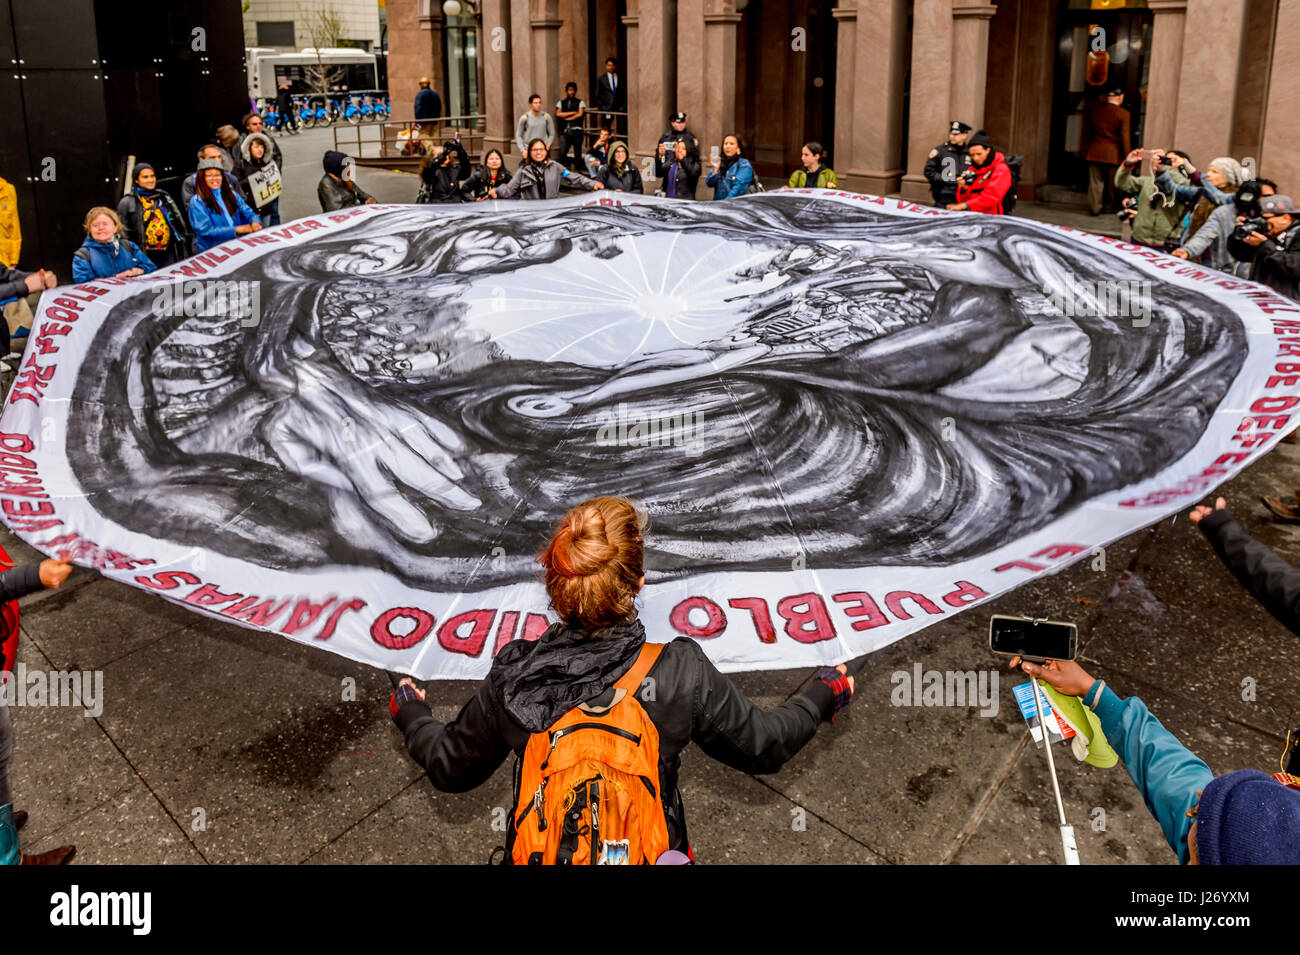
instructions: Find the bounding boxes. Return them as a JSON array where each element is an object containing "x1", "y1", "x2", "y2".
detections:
[
  {"x1": 1117, "y1": 196, "x2": 1138, "y2": 222},
  {"x1": 1233, "y1": 216, "x2": 1269, "y2": 241},
  {"x1": 960, "y1": 167, "x2": 977, "y2": 185}
]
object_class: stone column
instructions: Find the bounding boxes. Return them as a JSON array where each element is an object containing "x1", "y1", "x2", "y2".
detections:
[
  {"x1": 702, "y1": 3, "x2": 742, "y2": 158},
  {"x1": 558, "y1": 0, "x2": 589, "y2": 99},
  {"x1": 832, "y1": 0, "x2": 908, "y2": 195},
  {"x1": 679, "y1": 0, "x2": 741, "y2": 196},
  {"x1": 481, "y1": 0, "x2": 515, "y2": 159},
  {"x1": 1143, "y1": 0, "x2": 1188, "y2": 154},
  {"x1": 677, "y1": 0, "x2": 706, "y2": 129},
  {"x1": 623, "y1": 0, "x2": 675, "y2": 171},
  {"x1": 949, "y1": 0, "x2": 996, "y2": 131},
  {"x1": 900, "y1": 0, "x2": 954, "y2": 202},
  {"x1": 529, "y1": 0, "x2": 564, "y2": 157},
  {"x1": 1172, "y1": 0, "x2": 1246, "y2": 160},
  {"x1": 506, "y1": 0, "x2": 534, "y2": 160},
  {"x1": 1261, "y1": 0, "x2": 1300, "y2": 192}
]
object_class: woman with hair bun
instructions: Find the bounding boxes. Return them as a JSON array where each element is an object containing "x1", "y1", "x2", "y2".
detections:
[{"x1": 389, "y1": 495, "x2": 854, "y2": 863}]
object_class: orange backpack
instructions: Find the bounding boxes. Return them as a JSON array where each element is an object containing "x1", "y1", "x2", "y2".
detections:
[{"x1": 511, "y1": 642, "x2": 670, "y2": 865}]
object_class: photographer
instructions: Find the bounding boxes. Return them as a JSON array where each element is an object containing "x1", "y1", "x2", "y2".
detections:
[
  {"x1": 416, "y1": 139, "x2": 470, "y2": 204},
  {"x1": 1229, "y1": 194, "x2": 1300, "y2": 301},
  {"x1": 655, "y1": 112, "x2": 701, "y2": 198},
  {"x1": 1115, "y1": 148, "x2": 1191, "y2": 249},
  {"x1": 946, "y1": 131, "x2": 1011, "y2": 215},
  {"x1": 1013, "y1": 653, "x2": 1299, "y2": 864},
  {"x1": 1174, "y1": 178, "x2": 1275, "y2": 274}
]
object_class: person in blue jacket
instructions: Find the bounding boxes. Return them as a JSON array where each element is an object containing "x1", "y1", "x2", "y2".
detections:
[
  {"x1": 705, "y1": 134, "x2": 755, "y2": 200},
  {"x1": 71, "y1": 207, "x2": 158, "y2": 283},
  {"x1": 188, "y1": 158, "x2": 262, "y2": 253},
  {"x1": 1012, "y1": 653, "x2": 1299, "y2": 864}
]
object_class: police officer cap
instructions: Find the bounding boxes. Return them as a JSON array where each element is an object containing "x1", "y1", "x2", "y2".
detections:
[
  {"x1": 949, "y1": 121, "x2": 972, "y2": 135},
  {"x1": 670, "y1": 111, "x2": 687, "y2": 123}
]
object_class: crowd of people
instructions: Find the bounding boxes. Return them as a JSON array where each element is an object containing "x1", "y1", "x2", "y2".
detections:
[
  {"x1": 922, "y1": 104, "x2": 1300, "y2": 310},
  {"x1": 410, "y1": 72, "x2": 839, "y2": 205}
]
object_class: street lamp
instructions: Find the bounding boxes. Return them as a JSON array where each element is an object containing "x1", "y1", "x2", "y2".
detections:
[{"x1": 443, "y1": 0, "x2": 462, "y2": 16}]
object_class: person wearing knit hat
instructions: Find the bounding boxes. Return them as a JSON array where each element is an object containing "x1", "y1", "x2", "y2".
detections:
[
  {"x1": 1157, "y1": 153, "x2": 1241, "y2": 252},
  {"x1": 948, "y1": 130, "x2": 1014, "y2": 215},
  {"x1": 188, "y1": 157, "x2": 262, "y2": 253},
  {"x1": 1013, "y1": 651, "x2": 1300, "y2": 864},
  {"x1": 116, "y1": 161, "x2": 189, "y2": 267},
  {"x1": 1191, "y1": 770, "x2": 1300, "y2": 864},
  {"x1": 318, "y1": 150, "x2": 376, "y2": 212}
]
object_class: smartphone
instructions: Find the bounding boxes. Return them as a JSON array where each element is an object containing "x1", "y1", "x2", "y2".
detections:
[
  {"x1": 711, "y1": 145, "x2": 720, "y2": 160},
  {"x1": 988, "y1": 615, "x2": 1077, "y2": 662}
]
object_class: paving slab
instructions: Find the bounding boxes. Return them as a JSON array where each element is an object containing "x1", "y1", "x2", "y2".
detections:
[
  {"x1": 5, "y1": 637, "x2": 137, "y2": 846},
  {"x1": 91, "y1": 622, "x2": 419, "y2": 864},
  {"x1": 19, "y1": 577, "x2": 199, "y2": 671},
  {"x1": 19, "y1": 776, "x2": 205, "y2": 865}
]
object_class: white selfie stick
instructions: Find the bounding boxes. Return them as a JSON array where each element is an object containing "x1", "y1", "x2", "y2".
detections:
[{"x1": 1030, "y1": 675, "x2": 1081, "y2": 865}]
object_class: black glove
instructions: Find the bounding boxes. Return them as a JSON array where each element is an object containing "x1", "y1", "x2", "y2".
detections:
[{"x1": 812, "y1": 667, "x2": 853, "y2": 721}]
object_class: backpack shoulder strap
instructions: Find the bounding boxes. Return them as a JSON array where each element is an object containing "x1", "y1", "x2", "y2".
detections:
[{"x1": 614, "y1": 641, "x2": 664, "y2": 695}]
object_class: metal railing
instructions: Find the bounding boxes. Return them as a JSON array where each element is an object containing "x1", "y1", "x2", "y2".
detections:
[{"x1": 332, "y1": 113, "x2": 487, "y2": 166}]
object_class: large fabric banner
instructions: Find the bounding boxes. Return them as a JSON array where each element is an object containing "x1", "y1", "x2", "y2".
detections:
[{"x1": 2, "y1": 192, "x2": 1298, "y2": 679}]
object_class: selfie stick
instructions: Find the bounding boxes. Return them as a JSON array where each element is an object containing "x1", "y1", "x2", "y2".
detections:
[{"x1": 1030, "y1": 675, "x2": 1080, "y2": 865}]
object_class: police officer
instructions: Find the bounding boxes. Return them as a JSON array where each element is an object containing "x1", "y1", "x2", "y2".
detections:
[
  {"x1": 657, "y1": 111, "x2": 701, "y2": 196},
  {"x1": 923, "y1": 121, "x2": 972, "y2": 207}
]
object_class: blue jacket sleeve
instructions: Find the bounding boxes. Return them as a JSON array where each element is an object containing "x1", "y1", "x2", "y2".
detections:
[
  {"x1": 1156, "y1": 170, "x2": 1196, "y2": 204},
  {"x1": 188, "y1": 197, "x2": 235, "y2": 245},
  {"x1": 705, "y1": 170, "x2": 720, "y2": 188},
  {"x1": 71, "y1": 253, "x2": 94, "y2": 284},
  {"x1": 722, "y1": 162, "x2": 754, "y2": 200},
  {"x1": 128, "y1": 242, "x2": 157, "y2": 273},
  {"x1": 1090, "y1": 681, "x2": 1213, "y2": 863},
  {"x1": 235, "y1": 194, "x2": 260, "y2": 226}
]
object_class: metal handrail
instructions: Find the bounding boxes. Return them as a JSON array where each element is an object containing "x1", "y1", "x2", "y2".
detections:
[{"x1": 332, "y1": 114, "x2": 488, "y2": 163}]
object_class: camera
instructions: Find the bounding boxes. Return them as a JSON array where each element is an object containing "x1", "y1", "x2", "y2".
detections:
[
  {"x1": 1233, "y1": 216, "x2": 1269, "y2": 241},
  {"x1": 1117, "y1": 196, "x2": 1138, "y2": 222},
  {"x1": 959, "y1": 167, "x2": 977, "y2": 185}
]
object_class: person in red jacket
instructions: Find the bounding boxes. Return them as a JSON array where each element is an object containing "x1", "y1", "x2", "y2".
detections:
[{"x1": 948, "y1": 130, "x2": 1012, "y2": 215}]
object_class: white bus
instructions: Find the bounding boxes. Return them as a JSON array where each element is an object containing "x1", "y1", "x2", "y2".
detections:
[{"x1": 246, "y1": 47, "x2": 380, "y2": 104}]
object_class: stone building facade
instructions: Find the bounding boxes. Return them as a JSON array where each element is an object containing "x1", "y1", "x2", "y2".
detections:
[{"x1": 387, "y1": 0, "x2": 1300, "y2": 201}]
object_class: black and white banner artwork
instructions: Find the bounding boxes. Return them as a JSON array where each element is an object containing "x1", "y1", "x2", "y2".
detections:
[{"x1": 3, "y1": 192, "x2": 1298, "y2": 678}]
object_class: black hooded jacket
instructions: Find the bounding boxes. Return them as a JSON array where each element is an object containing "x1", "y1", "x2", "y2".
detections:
[{"x1": 394, "y1": 616, "x2": 836, "y2": 855}]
